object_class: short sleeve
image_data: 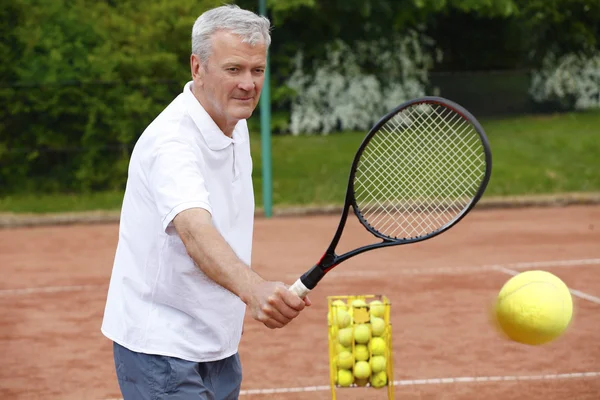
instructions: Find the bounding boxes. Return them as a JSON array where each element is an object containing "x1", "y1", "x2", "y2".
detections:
[{"x1": 147, "y1": 138, "x2": 212, "y2": 232}]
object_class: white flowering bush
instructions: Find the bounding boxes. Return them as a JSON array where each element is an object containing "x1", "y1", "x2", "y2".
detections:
[
  {"x1": 286, "y1": 30, "x2": 442, "y2": 135},
  {"x1": 530, "y1": 51, "x2": 600, "y2": 110}
]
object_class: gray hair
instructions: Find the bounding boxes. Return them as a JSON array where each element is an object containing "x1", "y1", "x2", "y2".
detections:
[{"x1": 192, "y1": 4, "x2": 271, "y2": 64}]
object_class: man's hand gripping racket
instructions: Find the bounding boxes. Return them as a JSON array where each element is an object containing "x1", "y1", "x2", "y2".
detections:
[{"x1": 289, "y1": 97, "x2": 492, "y2": 299}]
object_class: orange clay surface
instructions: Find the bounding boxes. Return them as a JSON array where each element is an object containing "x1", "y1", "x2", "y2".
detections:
[{"x1": 1, "y1": 205, "x2": 599, "y2": 399}]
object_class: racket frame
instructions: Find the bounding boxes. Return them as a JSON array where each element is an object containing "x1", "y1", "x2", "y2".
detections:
[{"x1": 291, "y1": 96, "x2": 492, "y2": 296}]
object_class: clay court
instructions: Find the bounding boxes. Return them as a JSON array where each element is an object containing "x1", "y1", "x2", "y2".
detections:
[{"x1": 1, "y1": 204, "x2": 599, "y2": 399}]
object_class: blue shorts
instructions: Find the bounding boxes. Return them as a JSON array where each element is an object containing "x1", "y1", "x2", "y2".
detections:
[{"x1": 113, "y1": 342, "x2": 242, "y2": 400}]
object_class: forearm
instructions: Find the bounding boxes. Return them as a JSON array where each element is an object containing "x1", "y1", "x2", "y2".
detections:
[{"x1": 174, "y1": 208, "x2": 263, "y2": 303}]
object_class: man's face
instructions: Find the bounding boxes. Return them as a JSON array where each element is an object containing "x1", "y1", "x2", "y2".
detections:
[{"x1": 192, "y1": 30, "x2": 267, "y2": 130}]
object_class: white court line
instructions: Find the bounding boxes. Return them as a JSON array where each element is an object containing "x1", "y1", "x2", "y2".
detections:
[
  {"x1": 393, "y1": 372, "x2": 600, "y2": 386},
  {"x1": 0, "y1": 284, "x2": 105, "y2": 296},
  {"x1": 501, "y1": 258, "x2": 600, "y2": 269},
  {"x1": 302, "y1": 258, "x2": 600, "y2": 278},
  {"x1": 324, "y1": 265, "x2": 496, "y2": 277},
  {"x1": 102, "y1": 371, "x2": 600, "y2": 398},
  {"x1": 2, "y1": 258, "x2": 600, "y2": 297},
  {"x1": 493, "y1": 266, "x2": 600, "y2": 305}
]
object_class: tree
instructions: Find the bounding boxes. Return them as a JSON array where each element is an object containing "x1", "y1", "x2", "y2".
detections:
[
  {"x1": 515, "y1": 0, "x2": 600, "y2": 62},
  {"x1": 0, "y1": 0, "x2": 222, "y2": 193}
]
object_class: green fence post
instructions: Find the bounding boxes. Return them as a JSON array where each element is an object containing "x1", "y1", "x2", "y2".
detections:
[{"x1": 259, "y1": 0, "x2": 272, "y2": 218}]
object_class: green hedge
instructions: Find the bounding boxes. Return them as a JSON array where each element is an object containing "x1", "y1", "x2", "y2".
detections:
[{"x1": 2, "y1": 0, "x2": 599, "y2": 195}]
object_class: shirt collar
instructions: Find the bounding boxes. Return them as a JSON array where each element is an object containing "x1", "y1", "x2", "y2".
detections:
[{"x1": 182, "y1": 81, "x2": 247, "y2": 150}]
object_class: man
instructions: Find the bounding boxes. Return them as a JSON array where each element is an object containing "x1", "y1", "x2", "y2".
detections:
[{"x1": 101, "y1": 5, "x2": 310, "y2": 399}]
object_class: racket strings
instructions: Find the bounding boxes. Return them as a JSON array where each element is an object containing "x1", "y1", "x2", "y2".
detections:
[
  {"x1": 353, "y1": 103, "x2": 487, "y2": 240},
  {"x1": 399, "y1": 108, "x2": 485, "y2": 196},
  {"x1": 368, "y1": 106, "x2": 486, "y2": 236},
  {"x1": 362, "y1": 113, "x2": 483, "y2": 238}
]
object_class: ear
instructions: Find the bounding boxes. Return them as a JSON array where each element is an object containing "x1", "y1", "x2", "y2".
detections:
[{"x1": 190, "y1": 54, "x2": 205, "y2": 85}]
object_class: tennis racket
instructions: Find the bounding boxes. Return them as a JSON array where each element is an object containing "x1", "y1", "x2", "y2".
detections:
[{"x1": 289, "y1": 96, "x2": 492, "y2": 298}]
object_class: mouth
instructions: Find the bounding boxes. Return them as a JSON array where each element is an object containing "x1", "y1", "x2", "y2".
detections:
[{"x1": 233, "y1": 96, "x2": 254, "y2": 102}]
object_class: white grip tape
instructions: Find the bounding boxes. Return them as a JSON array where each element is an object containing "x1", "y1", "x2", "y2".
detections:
[{"x1": 289, "y1": 278, "x2": 311, "y2": 299}]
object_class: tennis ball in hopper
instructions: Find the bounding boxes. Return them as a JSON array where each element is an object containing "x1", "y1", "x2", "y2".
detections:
[
  {"x1": 494, "y1": 270, "x2": 573, "y2": 345},
  {"x1": 355, "y1": 377, "x2": 369, "y2": 387},
  {"x1": 370, "y1": 371, "x2": 387, "y2": 388},
  {"x1": 335, "y1": 309, "x2": 352, "y2": 328},
  {"x1": 332, "y1": 299, "x2": 347, "y2": 310},
  {"x1": 338, "y1": 328, "x2": 353, "y2": 347},
  {"x1": 369, "y1": 337, "x2": 386, "y2": 356},
  {"x1": 353, "y1": 360, "x2": 371, "y2": 380},
  {"x1": 336, "y1": 342, "x2": 351, "y2": 354},
  {"x1": 351, "y1": 299, "x2": 367, "y2": 308},
  {"x1": 337, "y1": 369, "x2": 354, "y2": 387},
  {"x1": 337, "y1": 351, "x2": 354, "y2": 370},
  {"x1": 370, "y1": 355, "x2": 387, "y2": 373},
  {"x1": 370, "y1": 317, "x2": 386, "y2": 336},
  {"x1": 354, "y1": 344, "x2": 369, "y2": 361},
  {"x1": 354, "y1": 324, "x2": 371, "y2": 344},
  {"x1": 369, "y1": 300, "x2": 385, "y2": 318}
]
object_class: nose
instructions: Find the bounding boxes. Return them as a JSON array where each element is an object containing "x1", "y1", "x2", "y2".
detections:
[{"x1": 238, "y1": 72, "x2": 255, "y2": 92}]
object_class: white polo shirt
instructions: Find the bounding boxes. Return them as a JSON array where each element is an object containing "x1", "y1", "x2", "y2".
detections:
[{"x1": 101, "y1": 81, "x2": 255, "y2": 362}]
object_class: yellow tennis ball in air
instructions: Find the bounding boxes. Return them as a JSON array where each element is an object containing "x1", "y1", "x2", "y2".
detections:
[
  {"x1": 354, "y1": 344, "x2": 369, "y2": 361},
  {"x1": 353, "y1": 360, "x2": 371, "y2": 380},
  {"x1": 354, "y1": 324, "x2": 371, "y2": 344},
  {"x1": 370, "y1": 371, "x2": 388, "y2": 388},
  {"x1": 337, "y1": 369, "x2": 354, "y2": 387},
  {"x1": 494, "y1": 270, "x2": 573, "y2": 346},
  {"x1": 369, "y1": 337, "x2": 387, "y2": 356},
  {"x1": 338, "y1": 328, "x2": 353, "y2": 347},
  {"x1": 337, "y1": 351, "x2": 354, "y2": 370},
  {"x1": 370, "y1": 355, "x2": 387, "y2": 373},
  {"x1": 370, "y1": 317, "x2": 386, "y2": 336}
]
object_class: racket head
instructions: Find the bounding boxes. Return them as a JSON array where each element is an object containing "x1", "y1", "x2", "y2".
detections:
[{"x1": 347, "y1": 96, "x2": 492, "y2": 244}]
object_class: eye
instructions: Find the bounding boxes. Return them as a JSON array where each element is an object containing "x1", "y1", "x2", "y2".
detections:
[{"x1": 227, "y1": 67, "x2": 239, "y2": 73}]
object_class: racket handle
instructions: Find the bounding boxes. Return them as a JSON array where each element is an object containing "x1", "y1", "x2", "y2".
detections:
[
  {"x1": 289, "y1": 264, "x2": 327, "y2": 299},
  {"x1": 289, "y1": 278, "x2": 311, "y2": 299}
]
